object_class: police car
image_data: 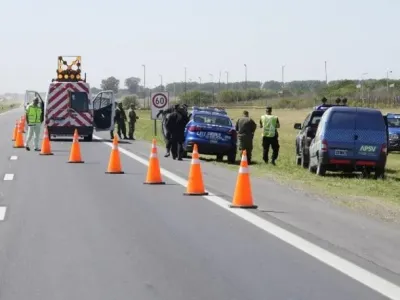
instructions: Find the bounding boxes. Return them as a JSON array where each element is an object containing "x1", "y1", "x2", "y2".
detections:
[
  {"x1": 183, "y1": 106, "x2": 237, "y2": 163},
  {"x1": 385, "y1": 113, "x2": 400, "y2": 152}
]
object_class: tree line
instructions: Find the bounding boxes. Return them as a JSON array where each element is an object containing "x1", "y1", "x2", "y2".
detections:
[{"x1": 95, "y1": 76, "x2": 400, "y2": 108}]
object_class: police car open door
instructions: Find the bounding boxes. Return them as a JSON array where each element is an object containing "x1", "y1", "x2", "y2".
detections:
[{"x1": 92, "y1": 90, "x2": 115, "y2": 131}]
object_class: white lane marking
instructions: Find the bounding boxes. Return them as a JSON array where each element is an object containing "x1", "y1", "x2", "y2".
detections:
[
  {"x1": 3, "y1": 174, "x2": 14, "y2": 181},
  {"x1": 0, "y1": 207, "x2": 6, "y2": 220},
  {"x1": 94, "y1": 135, "x2": 400, "y2": 300},
  {"x1": 10, "y1": 156, "x2": 18, "y2": 160}
]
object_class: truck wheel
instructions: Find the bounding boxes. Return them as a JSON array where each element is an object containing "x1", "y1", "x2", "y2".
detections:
[
  {"x1": 84, "y1": 134, "x2": 93, "y2": 142},
  {"x1": 374, "y1": 168, "x2": 385, "y2": 180}
]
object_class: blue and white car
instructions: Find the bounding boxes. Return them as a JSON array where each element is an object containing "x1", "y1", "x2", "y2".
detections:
[
  {"x1": 183, "y1": 106, "x2": 237, "y2": 163},
  {"x1": 385, "y1": 113, "x2": 400, "y2": 152}
]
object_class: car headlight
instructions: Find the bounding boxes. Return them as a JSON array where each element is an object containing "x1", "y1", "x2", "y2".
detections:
[{"x1": 389, "y1": 134, "x2": 399, "y2": 140}]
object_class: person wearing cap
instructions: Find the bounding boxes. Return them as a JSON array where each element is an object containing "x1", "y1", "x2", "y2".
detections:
[
  {"x1": 236, "y1": 110, "x2": 257, "y2": 164},
  {"x1": 111, "y1": 102, "x2": 128, "y2": 140},
  {"x1": 25, "y1": 97, "x2": 43, "y2": 151},
  {"x1": 157, "y1": 104, "x2": 177, "y2": 157},
  {"x1": 127, "y1": 103, "x2": 139, "y2": 140},
  {"x1": 260, "y1": 106, "x2": 280, "y2": 165}
]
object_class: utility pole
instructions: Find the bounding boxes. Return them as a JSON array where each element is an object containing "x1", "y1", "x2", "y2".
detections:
[
  {"x1": 387, "y1": 69, "x2": 392, "y2": 92},
  {"x1": 225, "y1": 71, "x2": 229, "y2": 89},
  {"x1": 244, "y1": 64, "x2": 247, "y2": 90},
  {"x1": 159, "y1": 74, "x2": 163, "y2": 91},
  {"x1": 184, "y1": 67, "x2": 187, "y2": 95},
  {"x1": 324, "y1": 61, "x2": 328, "y2": 84},
  {"x1": 142, "y1": 64, "x2": 146, "y2": 107},
  {"x1": 209, "y1": 73, "x2": 214, "y2": 104},
  {"x1": 281, "y1": 65, "x2": 285, "y2": 97}
]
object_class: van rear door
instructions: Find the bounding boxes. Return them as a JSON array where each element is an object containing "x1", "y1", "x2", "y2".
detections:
[
  {"x1": 354, "y1": 109, "x2": 386, "y2": 161},
  {"x1": 326, "y1": 109, "x2": 356, "y2": 160},
  {"x1": 92, "y1": 91, "x2": 115, "y2": 131}
]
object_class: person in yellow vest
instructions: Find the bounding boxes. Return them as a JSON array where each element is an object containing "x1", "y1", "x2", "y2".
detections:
[
  {"x1": 260, "y1": 106, "x2": 280, "y2": 165},
  {"x1": 25, "y1": 97, "x2": 43, "y2": 151}
]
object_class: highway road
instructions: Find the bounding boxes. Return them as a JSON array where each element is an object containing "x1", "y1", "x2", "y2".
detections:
[{"x1": 0, "y1": 108, "x2": 400, "y2": 300}]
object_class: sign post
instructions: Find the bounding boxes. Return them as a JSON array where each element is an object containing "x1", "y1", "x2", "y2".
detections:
[{"x1": 150, "y1": 92, "x2": 169, "y2": 137}]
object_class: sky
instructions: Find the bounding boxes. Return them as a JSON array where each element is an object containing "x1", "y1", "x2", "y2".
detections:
[{"x1": 0, "y1": 0, "x2": 399, "y2": 93}]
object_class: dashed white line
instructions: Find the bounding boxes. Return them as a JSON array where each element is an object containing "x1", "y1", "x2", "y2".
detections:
[
  {"x1": 3, "y1": 174, "x2": 14, "y2": 181},
  {"x1": 10, "y1": 156, "x2": 18, "y2": 160},
  {"x1": 0, "y1": 207, "x2": 6, "y2": 221},
  {"x1": 94, "y1": 134, "x2": 400, "y2": 300}
]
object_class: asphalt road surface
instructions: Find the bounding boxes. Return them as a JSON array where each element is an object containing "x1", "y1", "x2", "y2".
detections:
[{"x1": 0, "y1": 108, "x2": 400, "y2": 300}]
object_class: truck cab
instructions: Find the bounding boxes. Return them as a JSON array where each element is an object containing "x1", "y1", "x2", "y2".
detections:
[{"x1": 27, "y1": 56, "x2": 116, "y2": 141}]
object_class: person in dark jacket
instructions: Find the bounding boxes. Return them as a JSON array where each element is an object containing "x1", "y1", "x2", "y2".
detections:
[
  {"x1": 166, "y1": 105, "x2": 189, "y2": 160},
  {"x1": 157, "y1": 105, "x2": 176, "y2": 157},
  {"x1": 111, "y1": 102, "x2": 128, "y2": 140}
]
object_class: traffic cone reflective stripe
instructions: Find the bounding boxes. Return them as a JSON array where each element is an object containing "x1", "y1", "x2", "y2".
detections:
[
  {"x1": 105, "y1": 136, "x2": 124, "y2": 174},
  {"x1": 68, "y1": 129, "x2": 84, "y2": 163},
  {"x1": 144, "y1": 138, "x2": 165, "y2": 184},
  {"x1": 184, "y1": 144, "x2": 208, "y2": 196},
  {"x1": 13, "y1": 125, "x2": 25, "y2": 148},
  {"x1": 40, "y1": 126, "x2": 54, "y2": 155},
  {"x1": 230, "y1": 150, "x2": 257, "y2": 209}
]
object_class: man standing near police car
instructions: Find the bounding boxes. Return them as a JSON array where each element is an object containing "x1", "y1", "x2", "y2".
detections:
[
  {"x1": 236, "y1": 110, "x2": 257, "y2": 164},
  {"x1": 260, "y1": 106, "x2": 280, "y2": 165}
]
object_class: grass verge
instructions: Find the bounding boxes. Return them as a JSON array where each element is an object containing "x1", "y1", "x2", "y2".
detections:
[{"x1": 132, "y1": 108, "x2": 400, "y2": 218}]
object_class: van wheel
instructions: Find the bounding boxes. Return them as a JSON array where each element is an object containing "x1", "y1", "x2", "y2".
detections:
[
  {"x1": 374, "y1": 168, "x2": 385, "y2": 180},
  {"x1": 216, "y1": 154, "x2": 224, "y2": 161},
  {"x1": 84, "y1": 134, "x2": 93, "y2": 142}
]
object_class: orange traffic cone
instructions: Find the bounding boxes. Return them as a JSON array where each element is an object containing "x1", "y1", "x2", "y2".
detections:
[
  {"x1": 68, "y1": 129, "x2": 84, "y2": 163},
  {"x1": 39, "y1": 126, "x2": 54, "y2": 155},
  {"x1": 19, "y1": 117, "x2": 25, "y2": 133},
  {"x1": 12, "y1": 120, "x2": 18, "y2": 141},
  {"x1": 13, "y1": 125, "x2": 25, "y2": 148},
  {"x1": 184, "y1": 144, "x2": 208, "y2": 196},
  {"x1": 105, "y1": 136, "x2": 124, "y2": 174},
  {"x1": 143, "y1": 139, "x2": 165, "y2": 184},
  {"x1": 229, "y1": 150, "x2": 257, "y2": 209}
]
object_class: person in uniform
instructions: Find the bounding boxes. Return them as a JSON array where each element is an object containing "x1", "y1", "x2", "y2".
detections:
[
  {"x1": 235, "y1": 110, "x2": 257, "y2": 164},
  {"x1": 25, "y1": 97, "x2": 43, "y2": 151},
  {"x1": 111, "y1": 102, "x2": 128, "y2": 140},
  {"x1": 260, "y1": 106, "x2": 280, "y2": 165},
  {"x1": 166, "y1": 104, "x2": 188, "y2": 160},
  {"x1": 157, "y1": 105, "x2": 177, "y2": 157},
  {"x1": 128, "y1": 104, "x2": 139, "y2": 140}
]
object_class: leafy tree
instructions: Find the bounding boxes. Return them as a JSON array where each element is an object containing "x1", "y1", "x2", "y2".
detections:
[
  {"x1": 179, "y1": 90, "x2": 214, "y2": 106},
  {"x1": 124, "y1": 77, "x2": 141, "y2": 94},
  {"x1": 122, "y1": 95, "x2": 140, "y2": 109},
  {"x1": 90, "y1": 87, "x2": 101, "y2": 95},
  {"x1": 100, "y1": 76, "x2": 120, "y2": 94}
]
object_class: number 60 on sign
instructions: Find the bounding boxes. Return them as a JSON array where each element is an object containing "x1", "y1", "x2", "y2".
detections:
[{"x1": 151, "y1": 92, "x2": 169, "y2": 120}]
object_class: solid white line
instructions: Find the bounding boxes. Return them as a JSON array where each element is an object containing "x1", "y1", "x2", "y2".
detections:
[
  {"x1": 0, "y1": 207, "x2": 6, "y2": 221},
  {"x1": 10, "y1": 156, "x2": 18, "y2": 160},
  {"x1": 94, "y1": 135, "x2": 400, "y2": 300},
  {"x1": 3, "y1": 174, "x2": 14, "y2": 181}
]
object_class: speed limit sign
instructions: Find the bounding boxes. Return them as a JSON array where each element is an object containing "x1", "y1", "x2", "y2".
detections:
[{"x1": 151, "y1": 92, "x2": 169, "y2": 120}]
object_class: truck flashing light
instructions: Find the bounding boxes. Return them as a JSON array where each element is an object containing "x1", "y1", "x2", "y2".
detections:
[{"x1": 55, "y1": 56, "x2": 83, "y2": 82}]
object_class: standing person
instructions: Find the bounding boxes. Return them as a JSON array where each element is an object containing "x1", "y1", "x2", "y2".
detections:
[
  {"x1": 236, "y1": 110, "x2": 257, "y2": 164},
  {"x1": 166, "y1": 105, "x2": 188, "y2": 160},
  {"x1": 25, "y1": 97, "x2": 43, "y2": 151},
  {"x1": 128, "y1": 104, "x2": 139, "y2": 140},
  {"x1": 260, "y1": 106, "x2": 280, "y2": 165},
  {"x1": 112, "y1": 102, "x2": 128, "y2": 140},
  {"x1": 157, "y1": 105, "x2": 176, "y2": 157}
]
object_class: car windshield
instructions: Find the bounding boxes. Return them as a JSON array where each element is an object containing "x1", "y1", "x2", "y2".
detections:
[
  {"x1": 193, "y1": 114, "x2": 232, "y2": 126},
  {"x1": 387, "y1": 117, "x2": 400, "y2": 128}
]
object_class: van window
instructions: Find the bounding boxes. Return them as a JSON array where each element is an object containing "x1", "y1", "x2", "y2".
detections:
[
  {"x1": 329, "y1": 111, "x2": 356, "y2": 129},
  {"x1": 356, "y1": 113, "x2": 386, "y2": 131},
  {"x1": 70, "y1": 92, "x2": 89, "y2": 112}
]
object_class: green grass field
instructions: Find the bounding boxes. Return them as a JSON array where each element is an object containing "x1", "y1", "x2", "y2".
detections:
[{"x1": 132, "y1": 107, "x2": 400, "y2": 210}]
